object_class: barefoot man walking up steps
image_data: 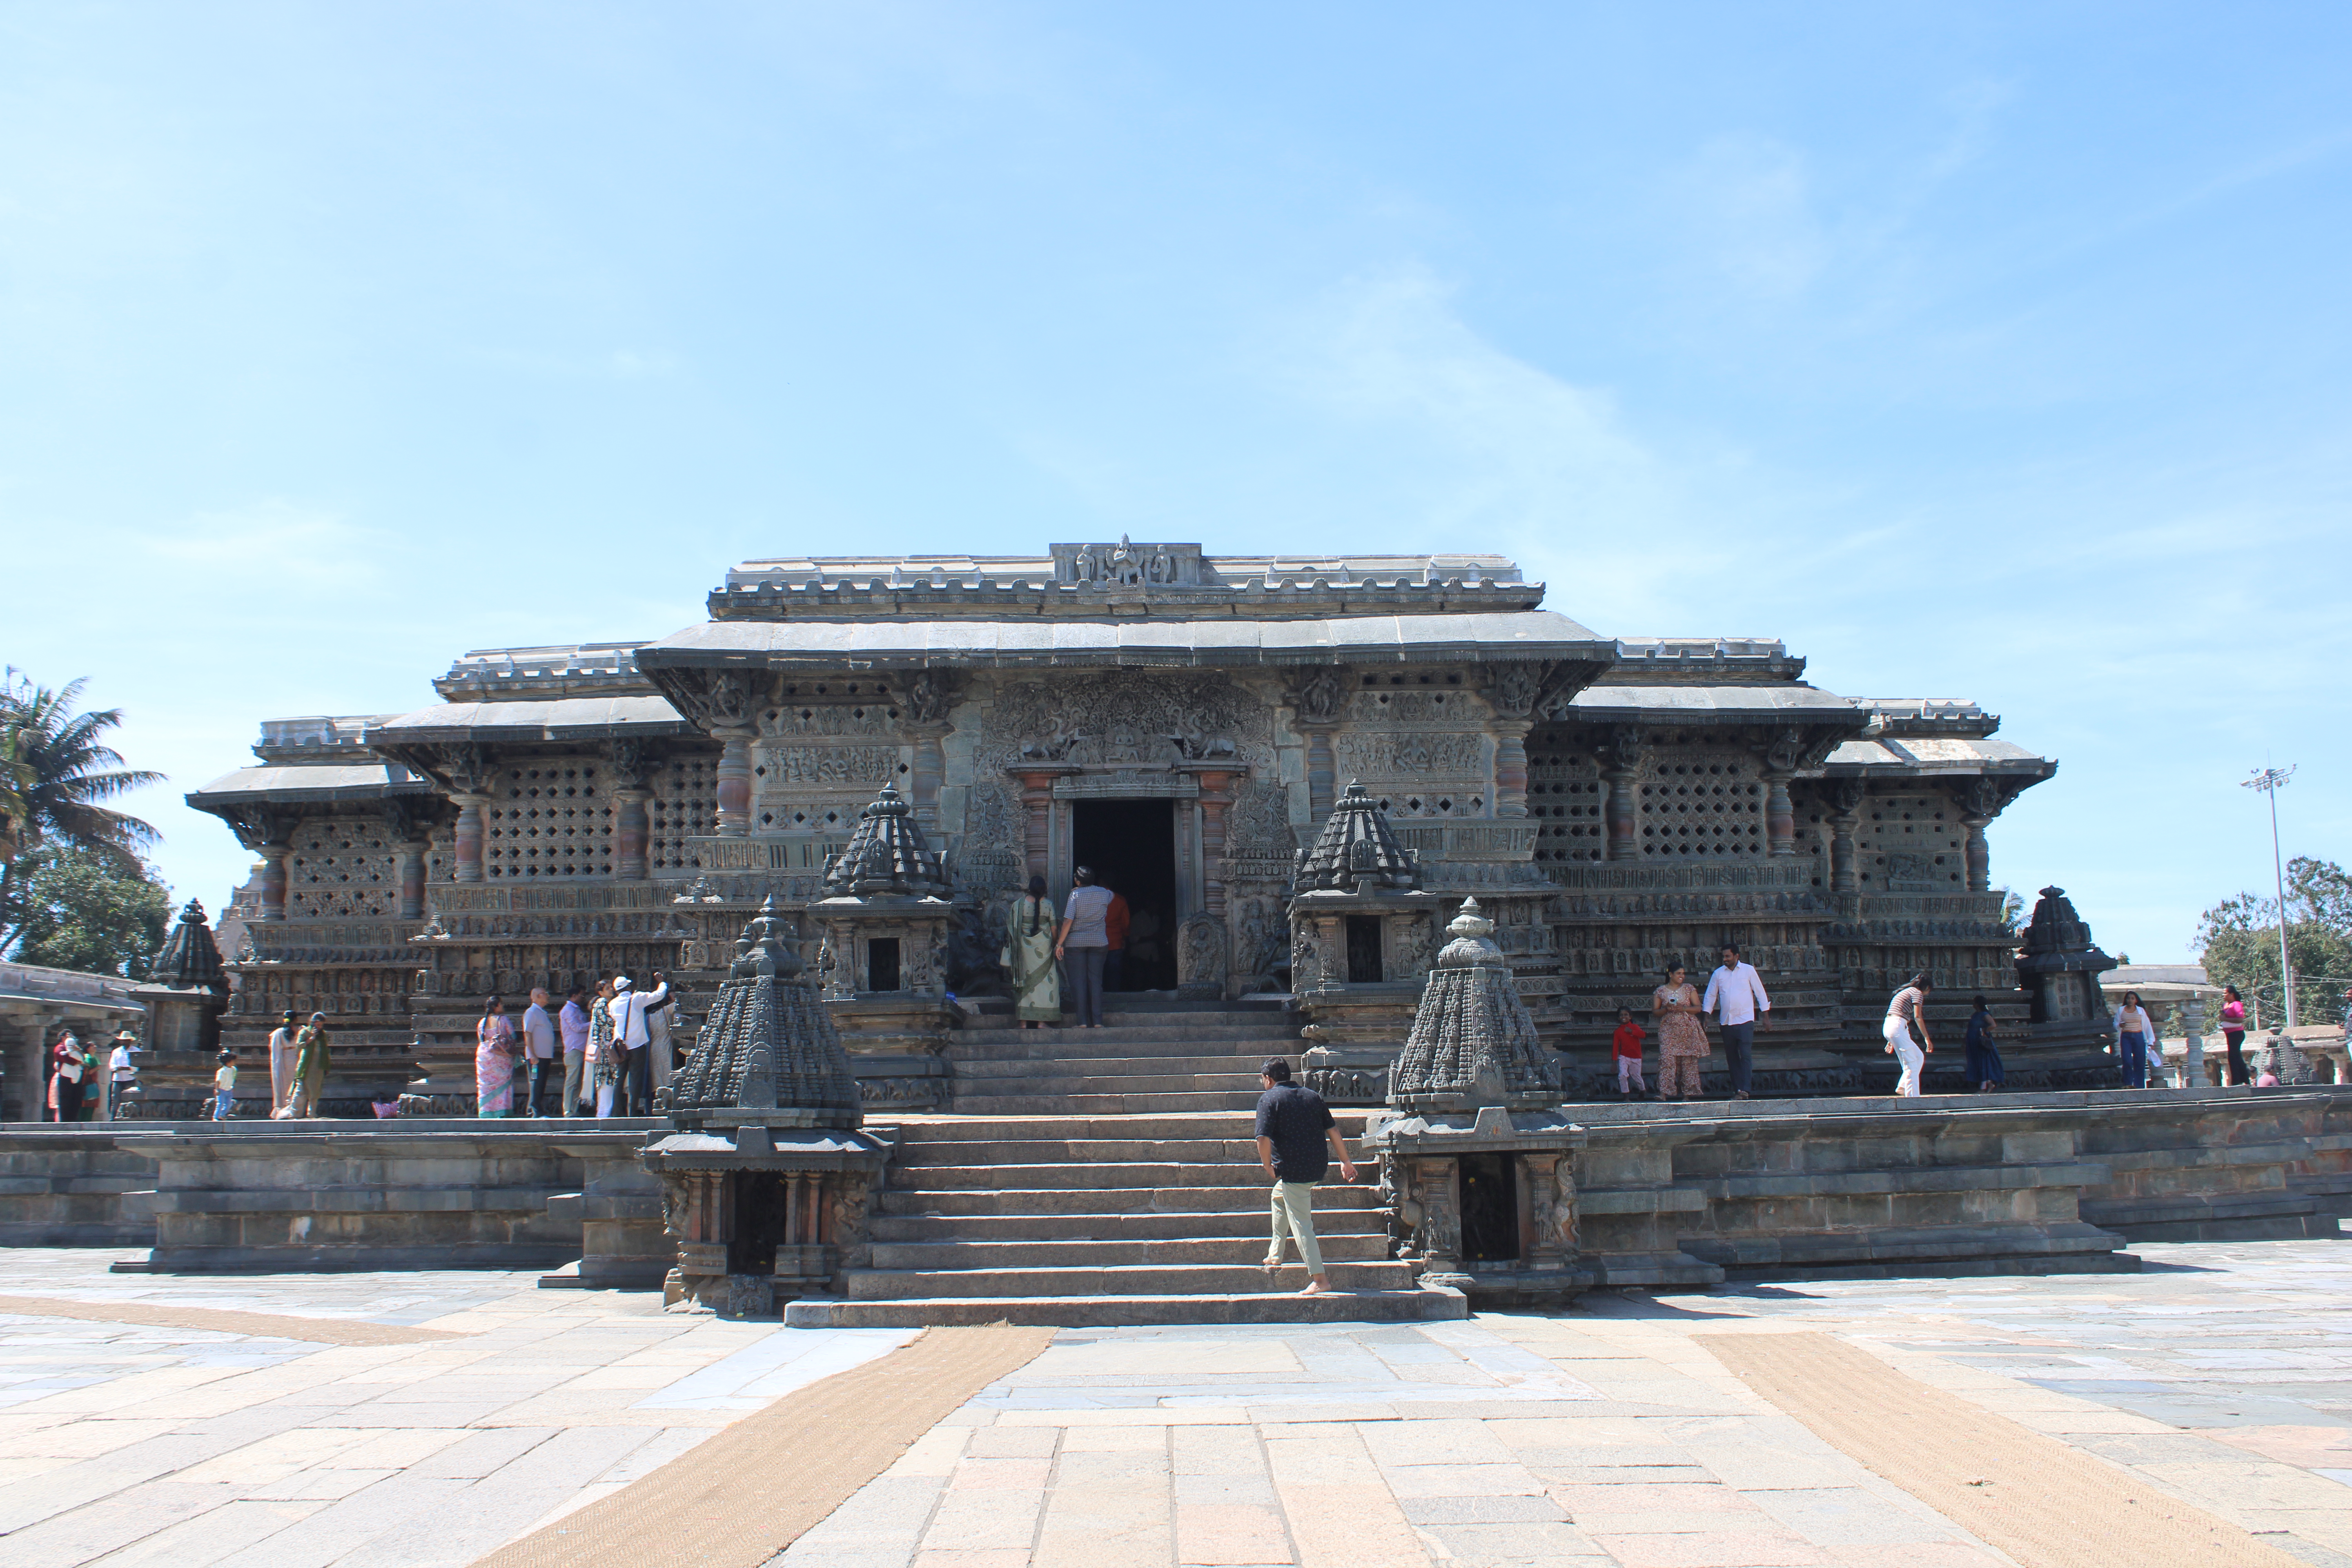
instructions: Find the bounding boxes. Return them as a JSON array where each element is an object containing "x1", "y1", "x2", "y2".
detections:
[{"x1": 1254, "y1": 1057, "x2": 1357, "y2": 1296}]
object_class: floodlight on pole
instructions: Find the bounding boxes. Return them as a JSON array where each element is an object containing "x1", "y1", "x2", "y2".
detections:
[{"x1": 2242, "y1": 764, "x2": 2298, "y2": 1027}]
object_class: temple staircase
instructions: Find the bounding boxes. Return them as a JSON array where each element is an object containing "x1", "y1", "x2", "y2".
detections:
[{"x1": 787, "y1": 1000, "x2": 1462, "y2": 1326}]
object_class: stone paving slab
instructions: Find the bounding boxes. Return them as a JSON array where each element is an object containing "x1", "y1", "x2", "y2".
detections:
[{"x1": 4, "y1": 1241, "x2": 2352, "y2": 1563}]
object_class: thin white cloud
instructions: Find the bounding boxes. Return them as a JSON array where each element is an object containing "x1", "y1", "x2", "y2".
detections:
[{"x1": 1675, "y1": 133, "x2": 1829, "y2": 301}]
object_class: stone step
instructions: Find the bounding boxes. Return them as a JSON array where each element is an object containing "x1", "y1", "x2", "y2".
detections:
[
  {"x1": 891, "y1": 1137, "x2": 1276, "y2": 1166},
  {"x1": 867, "y1": 1233, "x2": 1392, "y2": 1270},
  {"x1": 889, "y1": 1160, "x2": 1320, "y2": 1191},
  {"x1": 947, "y1": 1091, "x2": 1265, "y2": 1116},
  {"x1": 785, "y1": 1286, "x2": 1465, "y2": 1328},
  {"x1": 950, "y1": 1053, "x2": 1289, "y2": 1080},
  {"x1": 877, "y1": 1184, "x2": 1386, "y2": 1217},
  {"x1": 843, "y1": 1258, "x2": 1416, "y2": 1300},
  {"x1": 867, "y1": 1208, "x2": 1390, "y2": 1242},
  {"x1": 879, "y1": 1112, "x2": 1373, "y2": 1142},
  {"x1": 953, "y1": 1027, "x2": 1299, "y2": 1052},
  {"x1": 944, "y1": 1072, "x2": 1267, "y2": 1097}
]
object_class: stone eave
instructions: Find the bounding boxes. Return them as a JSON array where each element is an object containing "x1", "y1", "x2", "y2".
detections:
[
  {"x1": 1820, "y1": 738, "x2": 2056, "y2": 779},
  {"x1": 636, "y1": 610, "x2": 1613, "y2": 671},
  {"x1": 1559, "y1": 685, "x2": 1869, "y2": 729},
  {"x1": 187, "y1": 763, "x2": 438, "y2": 814},
  {"x1": 360, "y1": 696, "x2": 694, "y2": 747}
]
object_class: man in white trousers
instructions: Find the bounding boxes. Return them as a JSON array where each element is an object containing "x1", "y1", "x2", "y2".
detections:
[{"x1": 1884, "y1": 972, "x2": 1935, "y2": 1097}]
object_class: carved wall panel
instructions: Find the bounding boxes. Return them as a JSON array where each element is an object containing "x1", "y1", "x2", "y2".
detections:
[
  {"x1": 286, "y1": 815, "x2": 401, "y2": 918},
  {"x1": 484, "y1": 762, "x2": 613, "y2": 879},
  {"x1": 649, "y1": 756, "x2": 716, "y2": 871},
  {"x1": 1526, "y1": 742, "x2": 1603, "y2": 867},
  {"x1": 1853, "y1": 791, "x2": 1967, "y2": 892},
  {"x1": 1635, "y1": 746, "x2": 1765, "y2": 860},
  {"x1": 978, "y1": 670, "x2": 1272, "y2": 776}
]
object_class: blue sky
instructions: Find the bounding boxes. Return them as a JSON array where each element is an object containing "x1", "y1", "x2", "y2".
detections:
[{"x1": 4, "y1": 2, "x2": 2346, "y2": 963}]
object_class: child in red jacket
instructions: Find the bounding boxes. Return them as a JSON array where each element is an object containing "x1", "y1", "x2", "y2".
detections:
[{"x1": 1612, "y1": 1007, "x2": 1646, "y2": 1096}]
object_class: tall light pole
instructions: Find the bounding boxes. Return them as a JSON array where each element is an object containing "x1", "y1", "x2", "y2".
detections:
[{"x1": 2243, "y1": 764, "x2": 2298, "y2": 1027}]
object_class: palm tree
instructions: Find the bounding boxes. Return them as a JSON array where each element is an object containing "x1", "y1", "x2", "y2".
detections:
[{"x1": 0, "y1": 671, "x2": 164, "y2": 952}]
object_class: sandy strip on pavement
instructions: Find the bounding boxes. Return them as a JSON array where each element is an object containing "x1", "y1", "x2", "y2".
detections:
[
  {"x1": 473, "y1": 1321, "x2": 1056, "y2": 1568},
  {"x1": 1698, "y1": 1329, "x2": 2307, "y2": 1568}
]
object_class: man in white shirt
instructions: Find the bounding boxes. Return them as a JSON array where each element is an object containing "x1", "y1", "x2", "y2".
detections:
[
  {"x1": 608, "y1": 971, "x2": 670, "y2": 1116},
  {"x1": 520, "y1": 988, "x2": 558, "y2": 1117},
  {"x1": 107, "y1": 1031, "x2": 138, "y2": 1120},
  {"x1": 1702, "y1": 943, "x2": 1771, "y2": 1101}
]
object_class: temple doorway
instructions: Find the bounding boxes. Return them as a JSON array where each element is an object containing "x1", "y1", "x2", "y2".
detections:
[{"x1": 1071, "y1": 799, "x2": 1178, "y2": 991}]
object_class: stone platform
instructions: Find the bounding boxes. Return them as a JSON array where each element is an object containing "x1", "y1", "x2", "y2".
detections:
[{"x1": 4, "y1": 1087, "x2": 2348, "y2": 1324}]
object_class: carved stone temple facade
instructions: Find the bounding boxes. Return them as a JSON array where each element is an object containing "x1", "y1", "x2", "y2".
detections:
[{"x1": 185, "y1": 542, "x2": 2113, "y2": 1112}]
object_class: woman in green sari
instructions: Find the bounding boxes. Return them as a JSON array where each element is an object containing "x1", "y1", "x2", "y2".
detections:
[{"x1": 1001, "y1": 875, "x2": 1061, "y2": 1028}]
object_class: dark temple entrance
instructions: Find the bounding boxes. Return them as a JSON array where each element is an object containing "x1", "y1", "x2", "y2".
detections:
[{"x1": 1071, "y1": 799, "x2": 1178, "y2": 992}]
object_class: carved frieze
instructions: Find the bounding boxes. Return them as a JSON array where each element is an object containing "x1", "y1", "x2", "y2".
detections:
[{"x1": 983, "y1": 670, "x2": 1271, "y2": 777}]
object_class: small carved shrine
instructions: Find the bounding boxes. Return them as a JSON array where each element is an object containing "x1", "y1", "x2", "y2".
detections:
[
  {"x1": 2014, "y1": 886, "x2": 2120, "y2": 1026},
  {"x1": 1367, "y1": 899, "x2": 1588, "y2": 1302},
  {"x1": 1292, "y1": 782, "x2": 1443, "y2": 1104},
  {"x1": 125, "y1": 899, "x2": 232, "y2": 1119},
  {"x1": 641, "y1": 896, "x2": 889, "y2": 1316},
  {"x1": 808, "y1": 784, "x2": 958, "y2": 1109}
]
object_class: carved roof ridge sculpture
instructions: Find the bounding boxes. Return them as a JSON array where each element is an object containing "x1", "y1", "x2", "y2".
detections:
[
  {"x1": 2018, "y1": 885, "x2": 2107, "y2": 962},
  {"x1": 823, "y1": 784, "x2": 949, "y2": 900},
  {"x1": 148, "y1": 898, "x2": 228, "y2": 995},
  {"x1": 664, "y1": 894, "x2": 862, "y2": 1130},
  {"x1": 1294, "y1": 781, "x2": 1420, "y2": 895},
  {"x1": 1387, "y1": 898, "x2": 1558, "y2": 1113}
]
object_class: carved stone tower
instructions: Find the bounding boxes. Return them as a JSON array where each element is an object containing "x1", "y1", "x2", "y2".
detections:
[
  {"x1": 1366, "y1": 897, "x2": 1586, "y2": 1302},
  {"x1": 1292, "y1": 782, "x2": 1443, "y2": 1103},
  {"x1": 806, "y1": 784, "x2": 959, "y2": 1109},
  {"x1": 127, "y1": 899, "x2": 233, "y2": 1118},
  {"x1": 642, "y1": 895, "x2": 889, "y2": 1316}
]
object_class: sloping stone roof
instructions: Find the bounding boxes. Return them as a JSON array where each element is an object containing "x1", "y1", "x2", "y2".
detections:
[{"x1": 637, "y1": 610, "x2": 1610, "y2": 670}]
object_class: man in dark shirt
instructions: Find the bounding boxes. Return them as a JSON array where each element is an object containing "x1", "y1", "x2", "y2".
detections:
[{"x1": 1253, "y1": 1058, "x2": 1357, "y2": 1296}]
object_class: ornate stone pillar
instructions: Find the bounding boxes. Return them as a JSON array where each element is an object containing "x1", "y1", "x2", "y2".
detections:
[
  {"x1": 907, "y1": 723, "x2": 949, "y2": 833},
  {"x1": 256, "y1": 840, "x2": 292, "y2": 921},
  {"x1": 612, "y1": 788, "x2": 652, "y2": 881},
  {"x1": 1298, "y1": 722, "x2": 1337, "y2": 826},
  {"x1": 395, "y1": 842, "x2": 426, "y2": 919},
  {"x1": 451, "y1": 794, "x2": 491, "y2": 884},
  {"x1": 1197, "y1": 769, "x2": 1234, "y2": 917},
  {"x1": 1015, "y1": 771, "x2": 1059, "y2": 883},
  {"x1": 1764, "y1": 770, "x2": 1796, "y2": 856},
  {"x1": 1492, "y1": 721, "x2": 1533, "y2": 819},
  {"x1": 1602, "y1": 726, "x2": 1642, "y2": 862},
  {"x1": 1961, "y1": 778, "x2": 2007, "y2": 895},
  {"x1": 713, "y1": 728, "x2": 756, "y2": 838},
  {"x1": 1828, "y1": 780, "x2": 1864, "y2": 895}
]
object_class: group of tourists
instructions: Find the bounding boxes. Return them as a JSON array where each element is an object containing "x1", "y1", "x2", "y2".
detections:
[
  {"x1": 474, "y1": 973, "x2": 674, "y2": 1118},
  {"x1": 41, "y1": 1025, "x2": 139, "y2": 1121},
  {"x1": 1609, "y1": 946, "x2": 2009, "y2": 1101},
  {"x1": 1000, "y1": 866, "x2": 1133, "y2": 1029}
]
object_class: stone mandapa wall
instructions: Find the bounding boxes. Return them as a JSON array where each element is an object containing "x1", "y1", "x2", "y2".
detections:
[{"x1": 1570, "y1": 1086, "x2": 2352, "y2": 1287}]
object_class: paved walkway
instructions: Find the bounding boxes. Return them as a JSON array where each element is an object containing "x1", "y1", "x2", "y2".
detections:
[{"x1": 1, "y1": 1241, "x2": 2350, "y2": 1565}]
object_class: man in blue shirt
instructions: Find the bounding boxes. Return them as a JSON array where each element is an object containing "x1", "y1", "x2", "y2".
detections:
[{"x1": 1253, "y1": 1058, "x2": 1357, "y2": 1296}]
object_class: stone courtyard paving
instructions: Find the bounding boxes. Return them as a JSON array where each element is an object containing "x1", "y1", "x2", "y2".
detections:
[{"x1": 0, "y1": 1241, "x2": 2348, "y2": 1566}]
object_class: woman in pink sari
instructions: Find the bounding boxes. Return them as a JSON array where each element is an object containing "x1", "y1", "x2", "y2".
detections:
[{"x1": 475, "y1": 996, "x2": 517, "y2": 1117}]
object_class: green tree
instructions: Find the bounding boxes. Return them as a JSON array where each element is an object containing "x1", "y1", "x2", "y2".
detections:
[
  {"x1": 0, "y1": 671, "x2": 163, "y2": 953},
  {"x1": 2196, "y1": 858, "x2": 2352, "y2": 1025},
  {"x1": 6, "y1": 845, "x2": 171, "y2": 977}
]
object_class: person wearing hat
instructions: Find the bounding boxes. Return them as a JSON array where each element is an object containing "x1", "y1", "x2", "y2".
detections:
[
  {"x1": 106, "y1": 1029, "x2": 140, "y2": 1120},
  {"x1": 608, "y1": 971, "x2": 670, "y2": 1117},
  {"x1": 267, "y1": 1009, "x2": 300, "y2": 1114},
  {"x1": 287, "y1": 1012, "x2": 331, "y2": 1118}
]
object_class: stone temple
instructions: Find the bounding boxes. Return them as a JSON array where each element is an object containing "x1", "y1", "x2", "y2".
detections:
[{"x1": 161, "y1": 540, "x2": 2118, "y2": 1124}]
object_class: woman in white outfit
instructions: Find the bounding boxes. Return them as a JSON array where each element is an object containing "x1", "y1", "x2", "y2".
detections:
[{"x1": 1884, "y1": 972, "x2": 1935, "y2": 1097}]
